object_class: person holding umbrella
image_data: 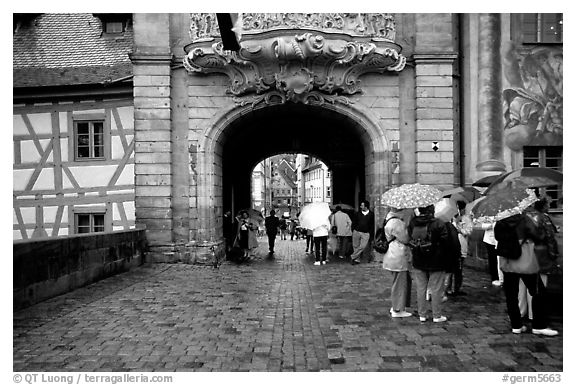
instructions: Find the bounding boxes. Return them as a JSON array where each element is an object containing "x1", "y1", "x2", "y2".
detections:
[
  {"x1": 381, "y1": 183, "x2": 449, "y2": 322},
  {"x1": 472, "y1": 188, "x2": 559, "y2": 336}
]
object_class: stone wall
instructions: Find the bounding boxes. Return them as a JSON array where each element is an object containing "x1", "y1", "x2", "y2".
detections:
[{"x1": 13, "y1": 229, "x2": 146, "y2": 310}]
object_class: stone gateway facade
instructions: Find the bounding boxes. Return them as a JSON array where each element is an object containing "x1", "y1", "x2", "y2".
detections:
[{"x1": 14, "y1": 13, "x2": 562, "y2": 265}]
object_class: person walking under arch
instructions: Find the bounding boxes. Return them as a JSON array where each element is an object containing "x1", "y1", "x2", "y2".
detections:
[
  {"x1": 350, "y1": 200, "x2": 375, "y2": 265},
  {"x1": 265, "y1": 210, "x2": 280, "y2": 255}
]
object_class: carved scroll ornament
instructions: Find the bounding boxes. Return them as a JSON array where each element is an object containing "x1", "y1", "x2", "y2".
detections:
[{"x1": 184, "y1": 15, "x2": 406, "y2": 106}]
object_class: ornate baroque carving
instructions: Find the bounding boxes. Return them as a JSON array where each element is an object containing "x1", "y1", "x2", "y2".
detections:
[
  {"x1": 184, "y1": 13, "x2": 406, "y2": 105},
  {"x1": 190, "y1": 13, "x2": 397, "y2": 42}
]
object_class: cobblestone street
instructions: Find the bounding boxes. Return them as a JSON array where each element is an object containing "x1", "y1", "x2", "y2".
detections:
[{"x1": 13, "y1": 237, "x2": 563, "y2": 372}]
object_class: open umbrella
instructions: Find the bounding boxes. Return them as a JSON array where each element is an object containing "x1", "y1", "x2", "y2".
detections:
[
  {"x1": 470, "y1": 188, "x2": 538, "y2": 225},
  {"x1": 330, "y1": 202, "x2": 355, "y2": 211},
  {"x1": 472, "y1": 174, "x2": 503, "y2": 187},
  {"x1": 298, "y1": 202, "x2": 331, "y2": 230},
  {"x1": 442, "y1": 186, "x2": 483, "y2": 203},
  {"x1": 381, "y1": 183, "x2": 443, "y2": 209},
  {"x1": 237, "y1": 208, "x2": 264, "y2": 224},
  {"x1": 483, "y1": 167, "x2": 562, "y2": 195},
  {"x1": 434, "y1": 198, "x2": 458, "y2": 222}
]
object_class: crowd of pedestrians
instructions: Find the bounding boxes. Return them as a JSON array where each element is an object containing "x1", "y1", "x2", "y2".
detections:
[{"x1": 223, "y1": 192, "x2": 559, "y2": 337}]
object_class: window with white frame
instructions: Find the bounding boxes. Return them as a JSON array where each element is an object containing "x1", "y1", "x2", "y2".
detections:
[{"x1": 74, "y1": 120, "x2": 105, "y2": 160}]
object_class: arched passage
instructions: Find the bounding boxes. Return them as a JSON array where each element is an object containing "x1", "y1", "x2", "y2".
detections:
[{"x1": 196, "y1": 101, "x2": 392, "y2": 243}]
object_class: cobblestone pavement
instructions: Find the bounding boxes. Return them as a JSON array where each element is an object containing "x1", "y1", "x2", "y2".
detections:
[{"x1": 13, "y1": 237, "x2": 563, "y2": 372}]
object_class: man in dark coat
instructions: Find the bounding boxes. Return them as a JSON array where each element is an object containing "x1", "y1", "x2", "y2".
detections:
[
  {"x1": 265, "y1": 210, "x2": 280, "y2": 254},
  {"x1": 408, "y1": 205, "x2": 449, "y2": 323},
  {"x1": 350, "y1": 200, "x2": 375, "y2": 265}
]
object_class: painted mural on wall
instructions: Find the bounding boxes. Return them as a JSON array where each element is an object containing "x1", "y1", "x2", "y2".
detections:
[{"x1": 502, "y1": 44, "x2": 563, "y2": 151}]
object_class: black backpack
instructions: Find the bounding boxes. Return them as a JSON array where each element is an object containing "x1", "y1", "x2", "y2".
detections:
[
  {"x1": 373, "y1": 218, "x2": 395, "y2": 254},
  {"x1": 494, "y1": 216, "x2": 522, "y2": 260},
  {"x1": 408, "y1": 222, "x2": 434, "y2": 259}
]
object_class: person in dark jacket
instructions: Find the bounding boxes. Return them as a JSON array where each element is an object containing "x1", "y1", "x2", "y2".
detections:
[
  {"x1": 496, "y1": 212, "x2": 558, "y2": 336},
  {"x1": 408, "y1": 205, "x2": 449, "y2": 323},
  {"x1": 350, "y1": 200, "x2": 375, "y2": 265},
  {"x1": 264, "y1": 210, "x2": 280, "y2": 254}
]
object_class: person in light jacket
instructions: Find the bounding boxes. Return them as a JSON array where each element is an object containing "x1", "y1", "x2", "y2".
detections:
[
  {"x1": 382, "y1": 208, "x2": 414, "y2": 318},
  {"x1": 331, "y1": 206, "x2": 353, "y2": 259}
]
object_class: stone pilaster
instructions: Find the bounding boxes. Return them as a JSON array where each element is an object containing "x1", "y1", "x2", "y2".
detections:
[
  {"x1": 131, "y1": 14, "x2": 176, "y2": 262},
  {"x1": 476, "y1": 13, "x2": 506, "y2": 173}
]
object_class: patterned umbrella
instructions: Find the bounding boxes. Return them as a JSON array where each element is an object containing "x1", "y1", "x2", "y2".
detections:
[
  {"x1": 484, "y1": 167, "x2": 562, "y2": 195},
  {"x1": 381, "y1": 183, "x2": 443, "y2": 209},
  {"x1": 471, "y1": 188, "x2": 538, "y2": 225}
]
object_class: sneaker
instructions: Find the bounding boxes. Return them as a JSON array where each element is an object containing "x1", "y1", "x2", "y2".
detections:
[
  {"x1": 426, "y1": 291, "x2": 431, "y2": 301},
  {"x1": 442, "y1": 296, "x2": 448, "y2": 303},
  {"x1": 391, "y1": 311, "x2": 412, "y2": 318},
  {"x1": 313, "y1": 261, "x2": 321, "y2": 266},
  {"x1": 389, "y1": 307, "x2": 394, "y2": 314},
  {"x1": 512, "y1": 326, "x2": 528, "y2": 334},
  {"x1": 321, "y1": 261, "x2": 327, "y2": 265},
  {"x1": 419, "y1": 316, "x2": 427, "y2": 322},
  {"x1": 492, "y1": 280, "x2": 503, "y2": 287},
  {"x1": 532, "y1": 328, "x2": 559, "y2": 337},
  {"x1": 350, "y1": 260, "x2": 360, "y2": 265},
  {"x1": 338, "y1": 255, "x2": 344, "y2": 259},
  {"x1": 433, "y1": 316, "x2": 448, "y2": 323}
]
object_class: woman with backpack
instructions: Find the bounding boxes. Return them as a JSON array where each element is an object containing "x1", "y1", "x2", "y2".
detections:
[
  {"x1": 494, "y1": 211, "x2": 558, "y2": 336},
  {"x1": 381, "y1": 207, "x2": 414, "y2": 318},
  {"x1": 408, "y1": 205, "x2": 450, "y2": 323}
]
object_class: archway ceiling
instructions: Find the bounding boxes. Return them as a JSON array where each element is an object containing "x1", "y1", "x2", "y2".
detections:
[{"x1": 221, "y1": 104, "x2": 365, "y2": 172}]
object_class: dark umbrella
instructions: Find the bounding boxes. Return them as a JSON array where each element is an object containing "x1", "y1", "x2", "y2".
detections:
[
  {"x1": 470, "y1": 188, "x2": 538, "y2": 224},
  {"x1": 237, "y1": 208, "x2": 264, "y2": 224},
  {"x1": 442, "y1": 186, "x2": 483, "y2": 203},
  {"x1": 330, "y1": 202, "x2": 355, "y2": 211},
  {"x1": 484, "y1": 167, "x2": 563, "y2": 195},
  {"x1": 472, "y1": 174, "x2": 503, "y2": 187}
]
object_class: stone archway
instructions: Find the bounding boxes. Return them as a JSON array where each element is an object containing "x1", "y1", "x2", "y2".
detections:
[{"x1": 191, "y1": 99, "x2": 392, "y2": 261}]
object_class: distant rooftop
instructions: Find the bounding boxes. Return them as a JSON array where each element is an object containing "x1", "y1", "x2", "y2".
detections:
[{"x1": 13, "y1": 13, "x2": 133, "y2": 88}]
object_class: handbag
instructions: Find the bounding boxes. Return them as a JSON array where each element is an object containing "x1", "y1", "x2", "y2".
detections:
[{"x1": 505, "y1": 240, "x2": 539, "y2": 274}]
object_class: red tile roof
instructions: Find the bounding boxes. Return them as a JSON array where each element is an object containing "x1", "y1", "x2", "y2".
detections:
[{"x1": 13, "y1": 13, "x2": 133, "y2": 87}]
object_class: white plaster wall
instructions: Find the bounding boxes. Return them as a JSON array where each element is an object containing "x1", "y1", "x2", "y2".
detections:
[
  {"x1": 13, "y1": 169, "x2": 33, "y2": 191},
  {"x1": 43, "y1": 206, "x2": 59, "y2": 223},
  {"x1": 123, "y1": 201, "x2": 135, "y2": 220},
  {"x1": 59, "y1": 112, "x2": 68, "y2": 133},
  {"x1": 117, "y1": 106, "x2": 135, "y2": 130},
  {"x1": 68, "y1": 165, "x2": 117, "y2": 188},
  {"x1": 20, "y1": 207, "x2": 35, "y2": 223},
  {"x1": 20, "y1": 139, "x2": 51, "y2": 163},
  {"x1": 13, "y1": 115, "x2": 28, "y2": 135},
  {"x1": 116, "y1": 164, "x2": 134, "y2": 186},
  {"x1": 111, "y1": 136, "x2": 124, "y2": 159},
  {"x1": 31, "y1": 168, "x2": 55, "y2": 190},
  {"x1": 27, "y1": 113, "x2": 52, "y2": 135}
]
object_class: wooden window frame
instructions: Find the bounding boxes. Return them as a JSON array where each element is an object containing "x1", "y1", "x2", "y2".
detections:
[
  {"x1": 71, "y1": 113, "x2": 110, "y2": 163},
  {"x1": 73, "y1": 206, "x2": 108, "y2": 234}
]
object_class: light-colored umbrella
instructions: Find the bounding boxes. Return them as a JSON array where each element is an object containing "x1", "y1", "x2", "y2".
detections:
[
  {"x1": 434, "y1": 198, "x2": 458, "y2": 222},
  {"x1": 381, "y1": 183, "x2": 443, "y2": 209},
  {"x1": 471, "y1": 188, "x2": 538, "y2": 225},
  {"x1": 298, "y1": 202, "x2": 331, "y2": 230}
]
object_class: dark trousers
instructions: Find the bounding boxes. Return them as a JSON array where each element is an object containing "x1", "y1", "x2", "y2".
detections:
[
  {"x1": 306, "y1": 235, "x2": 314, "y2": 252},
  {"x1": 447, "y1": 257, "x2": 464, "y2": 293},
  {"x1": 502, "y1": 272, "x2": 548, "y2": 330},
  {"x1": 314, "y1": 236, "x2": 328, "y2": 262},
  {"x1": 484, "y1": 243, "x2": 499, "y2": 281},
  {"x1": 267, "y1": 233, "x2": 276, "y2": 252}
]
